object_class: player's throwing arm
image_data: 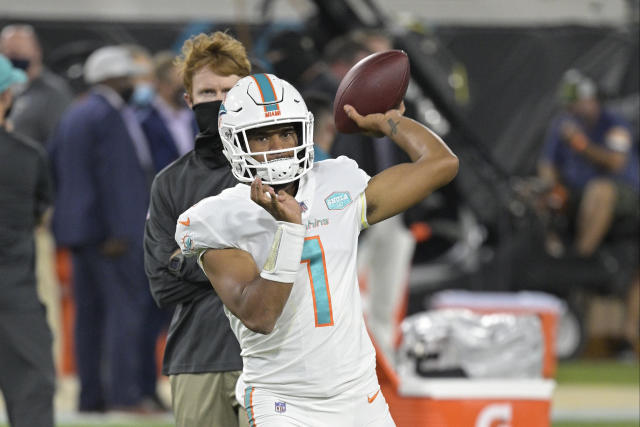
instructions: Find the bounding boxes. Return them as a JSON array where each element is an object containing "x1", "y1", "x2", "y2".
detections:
[{"x1": 343, "y1": 104, "x2": 459, "y2": 226}]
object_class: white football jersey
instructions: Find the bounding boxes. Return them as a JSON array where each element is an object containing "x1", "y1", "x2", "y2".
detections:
[{"x1": 175, "y1": 156, "x2": 375, "y2": 398}]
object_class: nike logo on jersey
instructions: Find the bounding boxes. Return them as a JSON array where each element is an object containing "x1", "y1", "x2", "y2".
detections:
[
  {"x1": 367, "y1": 389, "x2": 380, "y2": 404},
  {"x1": 178, "y1": 217, "x2": 190, "y2": 226}
]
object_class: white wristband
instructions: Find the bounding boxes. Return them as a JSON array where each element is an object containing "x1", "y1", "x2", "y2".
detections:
[{"x1": 260, "y1": 221, "x2": 306, "y2": 283}]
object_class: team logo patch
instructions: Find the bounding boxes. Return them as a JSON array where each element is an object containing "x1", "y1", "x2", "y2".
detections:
[
  {"x1": 274, "y1": 401, "x2": 286, "y2": 413},
  {"x1": 180, "y1": 234, "x2": 192, "y2": 251},
  {"x1": 325, "y1": 191, "x2": 352, "y2": 210}
]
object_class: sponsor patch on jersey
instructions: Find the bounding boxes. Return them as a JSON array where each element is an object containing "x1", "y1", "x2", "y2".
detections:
[
  {"x1": 274, "y1": 401, "x2": 286, "y2": 413},
  {"x1": 325, "y1": 191, "x2": 352, "y2": 210}
]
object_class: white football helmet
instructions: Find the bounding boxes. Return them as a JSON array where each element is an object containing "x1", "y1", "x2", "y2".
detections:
[{"x1": 218, "y1": 73, "x2": 314, "y2": 185}]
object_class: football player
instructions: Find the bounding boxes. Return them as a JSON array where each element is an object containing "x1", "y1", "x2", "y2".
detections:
[{"x1": 176, "y1": 73, "x2": 458, "y2": 426}]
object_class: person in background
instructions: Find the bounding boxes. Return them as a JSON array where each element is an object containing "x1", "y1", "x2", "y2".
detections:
[
  {"x1": 126, "y1": 44, "x2": 155, "y2": 109},
  {"x1": 48, "y1": 45, "x2": 162, "y2": 413},
  {"x1": 0, "y1": 54, "x2": 55, "y2": 427},
  {"x1": 539, "y1": 69, "x2": 639, "y2": 356},
  {"x1": 302, "y1": 91, "x2": 336, "y2": 162},
  {"x1": 350, "y1": 28, "x2": 394, "y2": 55},
  {"x1": 0, "y1": 24, "x2": 73, "y2": 144},
  {"x1": 539, "y1": 69, "x2": 638, "y2": 259},
  {"x1": 143, "y1": 31, "x2": 251, "y2": 427},
  {"x1": 1, "y1": 24, "x2": 74, "y2": 372},
  {"x1": 264, "y1": 29, "x2": 336, "y2": 97},
  {"x1": 138, "y1": 51, "x2": 198, "y2": 172}
]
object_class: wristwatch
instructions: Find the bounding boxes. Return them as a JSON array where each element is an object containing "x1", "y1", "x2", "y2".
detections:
[{"x1": 168, "y1": 253, "x2": 186, "y2": 275}]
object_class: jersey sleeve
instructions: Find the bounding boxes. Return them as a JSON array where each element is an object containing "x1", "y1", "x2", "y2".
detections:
[
  {"x1": 175, "y1": 189, "x2": 279, "y2": 268},
  {"x1": 175, "y1": 197, "x2": 236, "y2": 258},
  {"x1": 320, "y1": 156, "x2": 371, "y2": 231}
]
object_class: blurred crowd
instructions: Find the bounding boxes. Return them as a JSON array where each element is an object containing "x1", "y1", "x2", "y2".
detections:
[{"x1": 0, "y1": 19, "x2": 637, "y2": 425}]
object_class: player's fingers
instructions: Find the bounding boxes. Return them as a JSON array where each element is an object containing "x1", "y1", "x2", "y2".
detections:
[
  {"x1": 276, "y1": 189, "x2": 291, "y2": 203},
  {"x1": 343, "y1": 104, "x2": 363, "y2": 122},
  {"x1": 264, "y1": 184, "x2": 277, "y2": 198},
  {"x1": 251, "y1": 178, "x2": 271, "y2": 207},
  {"x1": 398, "y1": 101, "x2": 406, "y2": 115},
  {"x1": 250, "y1": 177, "x2": 260, "y2": 202}
]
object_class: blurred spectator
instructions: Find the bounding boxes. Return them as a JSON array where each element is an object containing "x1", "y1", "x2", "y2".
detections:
[
  {"x1": 138, "y1": 51, "x2": 198, "y2": 172},
  {"x1": 350, "y1": 28, "x2": 393, "y2": 54},
  {"x1": 265, "y1": 29, "x2": 335, "y2": 96},
  {"x1": 539, "y1": 69, "x2": 639, "y2": 356},
  {"x1": 125, "y1": 44, "x2": 155, "y2": 108},
  {"x1": 0, "y1": 24, "x2": 73, "y2": 144},
  {"x1": 144, "y1": 32, "x2": 251, "y2": 426},
  {"x1": 48, "y1": 45, "x2": 162, "y2": 413},
  {"x1": 538, "y1": 69, "x2": 639, "y2": 258},
  {"x1": 316, "y1": 34, "x2": 371, "y2": 95},
  {"x1": 303, "y1": 90, "x2": 336, "y2": 161},
  {"x1": 1, "y1": 23, "x2": 74, "y2": 376},
  {"x1": 0, "y1": 54, "x2": 55, "y2": 427}
]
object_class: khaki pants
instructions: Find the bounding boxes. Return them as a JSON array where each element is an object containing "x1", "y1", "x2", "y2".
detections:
[
  {"x1": 34, "y1": 226, "x2": 61, "y2": 371},
  {"x1": 170, "y1": 371, "x2": 249, "y2": 427}
]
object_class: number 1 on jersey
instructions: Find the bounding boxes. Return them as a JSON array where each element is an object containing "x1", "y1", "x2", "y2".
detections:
[{"x1": 301, "y1": 236, "x2": 334, "y2": 327}]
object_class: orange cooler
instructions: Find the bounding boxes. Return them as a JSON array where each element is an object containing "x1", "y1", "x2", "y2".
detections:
[
  {"x1": 377, "y1": 354, "x2": 555, "y2": 427},
  {"x1": 374, "y1": 331, "x2": 555, "y2": 427}
]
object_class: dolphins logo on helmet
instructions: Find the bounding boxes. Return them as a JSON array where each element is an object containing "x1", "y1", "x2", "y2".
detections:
[{"x1": 218, "y1": 73, "x2": 314, "y2": 185}]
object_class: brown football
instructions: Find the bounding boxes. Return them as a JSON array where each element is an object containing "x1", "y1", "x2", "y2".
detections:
[{"x1": 333, "y1": 50, "x2": 410, "y2": 134}]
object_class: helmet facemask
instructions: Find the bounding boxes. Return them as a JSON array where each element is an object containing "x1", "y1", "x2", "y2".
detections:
[{"x1": 219, "y1": 74, "x2": 315, "y2": 185}]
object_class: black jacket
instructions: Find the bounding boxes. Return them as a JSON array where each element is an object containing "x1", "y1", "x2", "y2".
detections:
[
  {"x1": 144, "y1": 132, "x2": 242, "y2": 374},
  {"x1": 0, "y1": 126, "x2": 53, "y2": 310}
]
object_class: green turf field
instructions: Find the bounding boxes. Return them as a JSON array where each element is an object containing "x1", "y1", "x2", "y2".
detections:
[{"x1": 556, "y1": 359, "x2": 639, "y2": 385}]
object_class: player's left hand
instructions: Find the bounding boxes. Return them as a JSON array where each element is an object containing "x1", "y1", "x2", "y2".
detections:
[
  {"x1": 343, "y1": 102, "x2": 406, "y2": 138},
  {"x1": 250, "y1": 177, "x2": 302, "y2": 224}
]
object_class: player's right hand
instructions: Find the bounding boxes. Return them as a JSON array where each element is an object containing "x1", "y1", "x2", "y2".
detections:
[
  {"x1": 250, "y1": 177, "x2": 302, "y2": 224},
  {"x1": 343, "y1": 102, "x2": 406, "y2": 138}
]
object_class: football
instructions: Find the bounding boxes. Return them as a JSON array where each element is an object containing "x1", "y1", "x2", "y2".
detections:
[{"x1": 333, "y1": 49, "x2": 410, "y2": 134}]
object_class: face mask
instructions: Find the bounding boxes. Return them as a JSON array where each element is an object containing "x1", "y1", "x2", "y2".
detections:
[
  {"x1": 193, "y1": 100, "x2": 223, "y2": 133},
  {"x1": 132, "y1": 83, "x2": 155, "y2": 106},
  {"x1": 9, "y1": 57, "x2": 30, "y2": 72}
]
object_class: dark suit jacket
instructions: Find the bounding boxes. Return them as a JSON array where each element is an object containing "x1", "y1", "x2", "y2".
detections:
[
  {"x1": 49, "y1": 91, "x2": 150, "y2": 249},
  {"x1": 138, "y1": 105, "x2": 198, "y2": 172}
]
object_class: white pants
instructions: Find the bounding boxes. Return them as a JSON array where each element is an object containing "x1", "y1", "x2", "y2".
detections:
[{"x1": 236, "y1": 377, "x2": 395, "y2": 427}]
